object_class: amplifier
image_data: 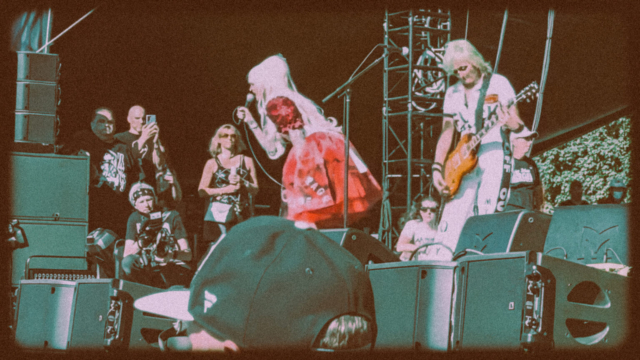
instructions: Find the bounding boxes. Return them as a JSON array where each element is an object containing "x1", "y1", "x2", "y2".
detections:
[
  {"x1": 14, "y1": 279, "x2": 176, "y2": 350},
  {"x1": 10, "y1": 219, "x2": 88, "y2": 285}
]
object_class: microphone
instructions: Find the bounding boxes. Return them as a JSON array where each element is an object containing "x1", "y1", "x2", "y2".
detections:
[
  {"x1": 383, "y1": 45, "x2": 409, "y2": 56},
  {"x1": 245, "y1": 93, "x2": 255, "y2": 107}
]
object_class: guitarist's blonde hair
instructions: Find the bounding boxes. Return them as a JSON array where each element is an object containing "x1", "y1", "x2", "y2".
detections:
[{"x1": 442, "y1": 39, "x2": 492, "y2": 76}]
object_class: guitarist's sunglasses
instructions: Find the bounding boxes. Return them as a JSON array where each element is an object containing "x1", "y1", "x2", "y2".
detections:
[
  {"x1": 420, "y1": 207, "x2": 438, "y2": 213},
  {"x1": 453, "y1": 65, "x2": 468, "y2": 75}
]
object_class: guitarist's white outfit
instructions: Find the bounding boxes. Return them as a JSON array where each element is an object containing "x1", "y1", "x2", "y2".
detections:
[{"x1": 429, "y1": 73, "x2": 516, "y2": 260}]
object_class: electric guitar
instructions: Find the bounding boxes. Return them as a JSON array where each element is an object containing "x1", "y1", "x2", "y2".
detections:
[{"x1": 442, "y1": 82, "x2": 539, "y2": 196}]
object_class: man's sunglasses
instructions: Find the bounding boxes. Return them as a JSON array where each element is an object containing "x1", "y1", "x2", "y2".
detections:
[
  {"x1": 420, "y1": 207, "x2": 438, "y2": 213},
  {"x1": 219, "y1": 133, "x2": 238, "y2": 139}
]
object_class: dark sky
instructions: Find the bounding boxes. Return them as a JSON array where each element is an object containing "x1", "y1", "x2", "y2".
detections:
[{"x1": 5, "y1": 0, "x2": 636, "y2": 219}]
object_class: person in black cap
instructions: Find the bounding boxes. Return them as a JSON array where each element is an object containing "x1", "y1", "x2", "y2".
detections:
[
  {"x1": 597, "y1": 177, "x2": 628, "y2": 204},
  {"x1": 134, "y1": 216, "x2": 376, "y2": 351},
  {"x1": 122, "y1": 182, "x2": 192, "y2": 288},
  {"x1": 505, "y1": 126, "x2": 544, "y2": 211}
]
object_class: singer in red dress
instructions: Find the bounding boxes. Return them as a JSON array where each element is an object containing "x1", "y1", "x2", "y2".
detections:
[{"x1": 237, "y1": 54, "x2": 381, "y2": 229}]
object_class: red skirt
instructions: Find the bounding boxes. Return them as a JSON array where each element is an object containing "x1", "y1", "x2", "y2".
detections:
[{"x1": 282, "y1": 131, "x2": 382, "y2": 228}]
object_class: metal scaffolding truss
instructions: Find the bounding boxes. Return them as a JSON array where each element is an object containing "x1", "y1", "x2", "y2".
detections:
[{"x1": 379, "y1": 8, "x2": 451, "y2": 248}]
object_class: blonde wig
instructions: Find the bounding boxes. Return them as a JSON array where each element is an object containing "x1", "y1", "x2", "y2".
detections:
[{"x1": 247, "y1": 54, "x2": 342, "y2": 137}]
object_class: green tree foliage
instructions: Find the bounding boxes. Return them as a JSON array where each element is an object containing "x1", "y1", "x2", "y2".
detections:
[{"x1": 533, "y1": 117, "x2": 631, "y2": 213}]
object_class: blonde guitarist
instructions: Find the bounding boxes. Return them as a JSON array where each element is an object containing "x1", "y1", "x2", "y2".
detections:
[{"x1": 430, "y1": 39, "x2": 524, "y2": 260}]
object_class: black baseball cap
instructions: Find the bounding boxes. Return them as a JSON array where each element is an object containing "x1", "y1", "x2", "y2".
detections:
[{"x1": 134, "y1": 216, "x2": 376, "y2": 349}]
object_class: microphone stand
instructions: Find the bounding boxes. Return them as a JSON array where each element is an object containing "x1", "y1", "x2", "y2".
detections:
[{"x1": 323, "y1": 53, "x2": 387, "y2": 228}]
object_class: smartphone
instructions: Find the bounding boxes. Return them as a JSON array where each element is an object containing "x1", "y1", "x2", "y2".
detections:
[{"x1": 146, "y1": 114, "x2": 156, "y2": 124}]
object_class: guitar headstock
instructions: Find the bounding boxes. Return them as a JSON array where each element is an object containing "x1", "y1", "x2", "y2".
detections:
[{"x1": 516, "y1": 81, "x2": 539, "y2": 103}]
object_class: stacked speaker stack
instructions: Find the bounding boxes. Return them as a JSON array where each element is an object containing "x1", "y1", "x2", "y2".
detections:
[
  {"x1": 15, "y1": 51, "x2": 60, "y2": 153},
  {"x1": 368, "y1": 207, "x2": 631, "y2": 351}
]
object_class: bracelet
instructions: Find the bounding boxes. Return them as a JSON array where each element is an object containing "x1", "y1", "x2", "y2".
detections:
[
  {"x1": 432, "y1": 162, "x2": 443, "y2": 173},
  {"x1": 249, "y1": 122, "x2": 259, "y2": 130}
]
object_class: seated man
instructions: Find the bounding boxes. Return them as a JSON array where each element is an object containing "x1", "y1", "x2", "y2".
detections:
[
  {"x1": 134, "y1": 216, "x2": 375, "y2": 351},
  {"x1": 122, "y1": 182, "x2": 192, "y2": 288}
]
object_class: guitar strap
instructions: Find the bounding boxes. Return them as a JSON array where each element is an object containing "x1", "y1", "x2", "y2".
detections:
[
  {"x1": 474, "y1": 73, "x2": 492, "y2": 134},
  {"x1": 472, "y1": 73, "x2": 492, "y2": 216}
]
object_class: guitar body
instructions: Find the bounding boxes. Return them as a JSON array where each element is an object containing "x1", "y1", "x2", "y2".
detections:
[
  {"x1": 439, "y1": 81, "x2": 539, "y2": 198},
  {"x1": 443, "y1": 133, "x2": 478, "y2": 196}
]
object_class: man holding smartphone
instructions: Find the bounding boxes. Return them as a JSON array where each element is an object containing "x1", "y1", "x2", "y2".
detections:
[{"x1": 115, "y1": 106, "x2": 166, "y2": 193}]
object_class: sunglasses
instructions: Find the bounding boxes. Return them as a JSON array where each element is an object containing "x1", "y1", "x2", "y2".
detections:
[
  {"x1": 453, "y1": 65, "x2": 468, "y2": 75},
  {"x1": 219, "y1": 133, "x2": 238, "y2": 139},
  {"x1": 420, "y1": 207, "x2": 438, "y2": 213}
]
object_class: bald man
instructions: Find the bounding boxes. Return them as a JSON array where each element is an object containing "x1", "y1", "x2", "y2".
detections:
[
  {"x1": 115, "y1": 105, "x2": 165, "y2": 184},
  {"x1": 115, "y1": 105, "x2": 182, "y2": 209}
]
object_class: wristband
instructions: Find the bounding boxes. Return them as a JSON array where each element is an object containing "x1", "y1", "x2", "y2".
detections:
[
  {"x1": 432, "y1": 162, "x2": 443, "y2": 173},
  {"x1": 249, "y1": 122, "x2": 259, "y2": 130}
]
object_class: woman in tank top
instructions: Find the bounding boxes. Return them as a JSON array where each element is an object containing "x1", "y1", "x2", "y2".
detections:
[{"x1": 198, "y1": 124, "x2": 258, "y2": 247}]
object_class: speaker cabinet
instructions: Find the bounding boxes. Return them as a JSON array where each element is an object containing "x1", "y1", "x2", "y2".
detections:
[
  {"x1": 367, "y1": 261, "x2": 457, "y2": 351},
  {"x1": 10, "y1": 152, "x2": 89, "y2": 222},
  {"x1": 15, "y1": 279, "x2": 175, "y2": 350},
  {"x1": 538, "y1": 254, "x2": 629, "y2": 349},
  {"x1": 453, "y1": 252, "x2": 629, "y2": 350},
  {"x1": 16, "y1": 81, "x2": 58, "y2": 114},
  {"x1": 17, "y1": 51, "x2": 60, "y2": 82},
  {"x1": 455, "y1": 210, "x2": 551, "y2": 257},
  {"x1": 14, "y1": 113, "x2": 57, "y2": 144},
  {"x1": 452, "y1": 252, "x2": 555, "y2": 351},
  {"x1": 15, "y1": 51, "x2": 60, "y2": 147},
  {"x1": 543, "y1": 204, "x2": 629, "y2": 265},
  {"x1": 320, "y1": 228, "x2": 399, "y2": 265}
]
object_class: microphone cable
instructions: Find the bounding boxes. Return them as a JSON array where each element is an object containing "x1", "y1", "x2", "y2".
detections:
[{"x1": 232, "y1": 106, "x2": 283, "y2": 188}]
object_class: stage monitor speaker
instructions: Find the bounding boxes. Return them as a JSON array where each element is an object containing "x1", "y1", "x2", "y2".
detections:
[
  {"x1": 454, "y1": 210, "x2": 551, "y2": 258},
  {"x1": 543, "y1": 204, "x2": 629, "y2": 265},
  {"x1": 14, "y1": 278, "x2": 176, "y2": 350},
  {"x1": 367, "y1": 261, "x2": 458, "y2": 351},
  {"x1": 538, "y1": 254, "x2": 629, "y2": 349},
  {"x1": 320, "y1": 228, "x2": 399, "y2": 265},
  {"x1": 452, "y1": 251, "x2": 629, "y2": 350},
  {"x1": 17, "y1": 51, "x2": 60, "y2": 82},
  {"x1": 14, "y1": 113, "x2": 57, "y2": 144}
]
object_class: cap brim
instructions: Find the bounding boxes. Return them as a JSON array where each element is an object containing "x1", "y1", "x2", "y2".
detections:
[{"x1": 134, "y1": 290, "x2": 194, "y2": 321}]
